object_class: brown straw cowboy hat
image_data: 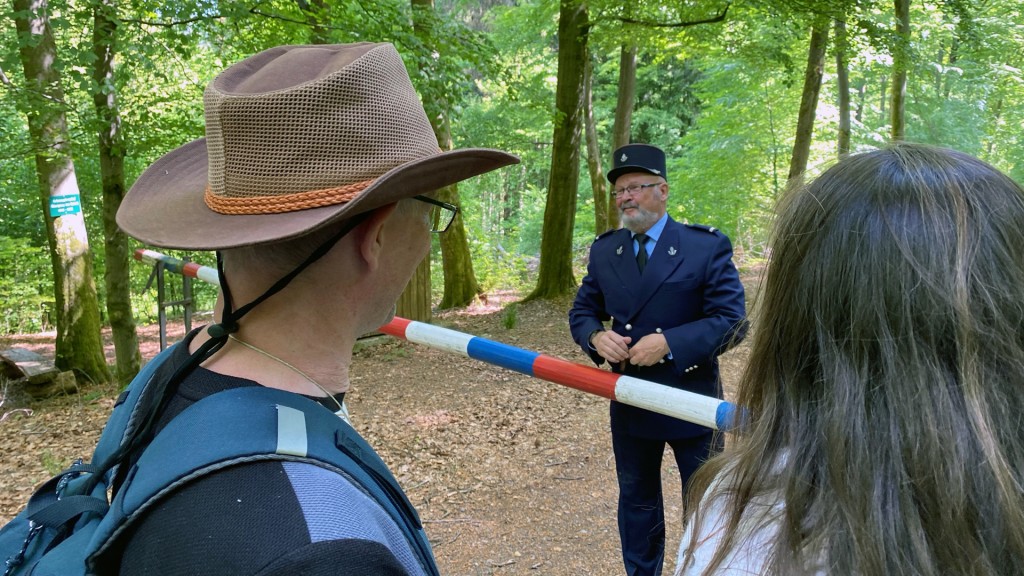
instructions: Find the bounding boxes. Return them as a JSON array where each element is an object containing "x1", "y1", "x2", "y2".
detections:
[{"x1": 117, "y1": 42, "x2": 519, "y2": 250}]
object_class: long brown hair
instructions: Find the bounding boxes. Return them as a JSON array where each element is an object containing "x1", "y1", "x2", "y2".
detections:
[{"x1": 683, "y1": 143, "x2": 1024, "y2": 575}]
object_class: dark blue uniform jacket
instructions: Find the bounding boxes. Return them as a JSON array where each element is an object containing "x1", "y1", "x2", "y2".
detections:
[{"x1": 569, "y1": 216, "x2": 747, "y2": 439}]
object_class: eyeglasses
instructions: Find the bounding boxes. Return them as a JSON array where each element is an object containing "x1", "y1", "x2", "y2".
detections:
[
  {"x1": 414, "y1": 195, "x2": 459, "y2": 233},
  {"x1": 612, "y1": 182, "x2": 660, "y2": 199}
]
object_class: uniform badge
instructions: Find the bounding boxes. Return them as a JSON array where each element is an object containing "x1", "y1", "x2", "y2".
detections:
[
  {"x1": 668, "y1": 247, "x2": 677, "y2": 256},
  {"x1": 616, "y1": 245, "x2": 623, "y2": 255},
  {"x1": 620, "y1": 153, "x2": 628, "y2": 162}
]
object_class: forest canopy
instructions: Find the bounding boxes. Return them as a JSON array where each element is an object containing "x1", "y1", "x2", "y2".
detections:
[{"x1": 2, "y1": 0, "x2": 1021, "y2": 376}]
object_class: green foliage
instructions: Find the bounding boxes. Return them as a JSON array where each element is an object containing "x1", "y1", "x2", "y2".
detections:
[
  {"x1": 632, "y1": 54, "x2": 703, "y2": 144},
  {"x1": 3, "y1": 0, "x2": 1024, "y2": 328},
  {"x1": 671, "y1": 32, "x2": 802, "y2": 249},
  {"x1": 0, "y1": 237, "x2": 52, "y2": 333},
  {"x1": 464, "y1": 230, "x2": 537, "y2": 295}
]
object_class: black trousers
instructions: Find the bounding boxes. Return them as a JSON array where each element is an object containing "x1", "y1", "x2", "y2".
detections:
[{"x1": 611, "y1": 429, "x2": 721, "y2": 576}]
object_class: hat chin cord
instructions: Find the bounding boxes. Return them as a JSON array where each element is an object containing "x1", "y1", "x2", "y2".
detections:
[{"x1": 89, "y1": 212, "x2": 370, "y2": 495}]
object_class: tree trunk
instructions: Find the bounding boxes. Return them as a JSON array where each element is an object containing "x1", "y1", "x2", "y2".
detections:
[
  {"x1": 787, "y1": 17, "x2": 829, "y2": 182},
  {"x1": 14, "y1": 0, "x2": 110, "y2": 384},
  {"x1": 411, "y1": 0, "x2": 481, "y2": 310},
  {"x1": 611, "y1": 44, "x2": 637, "y2": 151},
  {"x1": 891, "y1": 0, "x2": 910, "y2": 141},
  {"x1": 607, "y1": 43, "x2": 637, "y2": 229},
  {"x1": 396, "y1": 258, "x2": 432, "y2": 322},
  {"x1": 835, "y1": 17, "x2": 851, "y2": 156},
  {"x1": 525, "y1": 0, "x2": 587, "y2": 301},
  {"x1": 583, "y1": 51, "x2": 609, "y2": 235},
  {"x1": 92, "y1": 0, "x2": 141, "y2": 384},
  {"x1": 436, "y1": 186, "x2": 481, "y2": 309}
]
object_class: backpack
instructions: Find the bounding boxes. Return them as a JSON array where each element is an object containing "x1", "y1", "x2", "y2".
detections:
[{"x1": 0, "y1": 343, "x2": 440, "y2": 576}]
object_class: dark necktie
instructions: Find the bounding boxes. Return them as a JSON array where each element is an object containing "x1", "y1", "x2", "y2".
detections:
[{"x1": 635, "y1": 233, "x2": 649, "y2": 274}]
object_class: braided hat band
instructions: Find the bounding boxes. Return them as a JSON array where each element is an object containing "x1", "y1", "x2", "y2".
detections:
[{"x1": 203, "y1": 180, "x2": 372, "y2": 215}]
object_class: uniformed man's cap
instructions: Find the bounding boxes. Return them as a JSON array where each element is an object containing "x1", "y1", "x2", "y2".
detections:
[{"x1": 607, "y1": 144, "x2": 667, "y2": 184}]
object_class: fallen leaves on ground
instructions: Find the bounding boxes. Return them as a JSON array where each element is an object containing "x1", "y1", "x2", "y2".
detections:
[{"x1": 0, "y1": 292, "x2": 751, "y2": 575}]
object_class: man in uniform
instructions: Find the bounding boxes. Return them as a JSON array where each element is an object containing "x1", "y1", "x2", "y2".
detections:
[{"x1": 569, "y1": 143, "x2": 747, "y2": 576}]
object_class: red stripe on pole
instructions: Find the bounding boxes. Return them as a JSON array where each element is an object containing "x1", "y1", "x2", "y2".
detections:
[
  {"x1": 533, "y1": 355, "x2": 619, "y2": 400},
  {"x1": 380, "y1": 317, "x2": 411, "y2": 339},
  {"x1": 182, "y1": 262, "x2": 202, "y2": 279}
]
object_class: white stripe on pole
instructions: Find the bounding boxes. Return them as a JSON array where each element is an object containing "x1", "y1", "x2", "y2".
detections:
[
  {"x1": 404, "y1": 321, "x2": 473, "y2": 356},
  {"x1": 614, "y1": 376, "x2": 725, "y2": 430},
  {"x1": 137, "y1": 249, "x2": 162, "y2": 263},
  {"x1": 195, "y1": 267, "x2": 220, "y2": 285}
]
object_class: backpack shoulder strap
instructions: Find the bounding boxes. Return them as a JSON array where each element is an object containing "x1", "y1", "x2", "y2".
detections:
[
  {"x1": 88, "y1": 386, "x2": 440, "y2": 576},
  {"x1": 91, "y1": 344, "x2": 180, "y2": 466}
]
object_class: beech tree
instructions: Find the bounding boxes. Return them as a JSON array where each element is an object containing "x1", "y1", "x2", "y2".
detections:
[
  {"x1": 412, "y1": 0, "x2": 483, "y2": 310},
  {"x1": 788, "y1": 15, "x2": 830, "y2": 181},
  {"x1": 12, "y1": 0, "x2": 109, "y2": 383},
  {"x1": 891, "y1": 0, "x2": 911, "y2": 140},
  {"x1": 835, "y1": 14, "x2": 851, "y2": 156},
  {"x1": 525, "y1": 0, "x2": 588, "y2": 300},
  {"x1": 92, "y1": 0, "x2": 141, "y2": 382},
  {"x1": 583, "y1": 51, "x2": 610, "y2": 235}
]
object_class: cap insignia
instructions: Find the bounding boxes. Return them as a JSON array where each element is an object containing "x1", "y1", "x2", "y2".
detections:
[{"x1": 620, "y1": 153, "x2": 628, "y2": 162}]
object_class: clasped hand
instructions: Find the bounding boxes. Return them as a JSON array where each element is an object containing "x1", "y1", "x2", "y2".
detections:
[{"x1": 593, "y1": 331, "x2": 668, "y2": 367}]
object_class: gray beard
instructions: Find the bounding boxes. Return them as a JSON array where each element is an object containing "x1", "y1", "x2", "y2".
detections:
[{"x1": 620, "y1": 206, "x2": 660, "y2": 233}]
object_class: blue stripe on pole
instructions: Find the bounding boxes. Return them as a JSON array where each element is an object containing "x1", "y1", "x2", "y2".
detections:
[
  {"x1": 465, "y1": 337, "x2": 539, "y2": 376},
  {"x1": 715, "y1": 401, "x2": 737, "y2": 431}
]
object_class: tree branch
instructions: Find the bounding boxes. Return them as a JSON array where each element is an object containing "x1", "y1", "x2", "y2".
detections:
[
  {"x1": 248, "y1": 8, "x2": 319, "y2": 27},
  {"x1": 122, "y1": 6, "x2": 353, "y2": 32},
  {"x1": 121, "y1": 15, "x2": 217, "y2": 27},
  {"x1": 618, "y1": 2, "x2": 730, "y2": 28}
]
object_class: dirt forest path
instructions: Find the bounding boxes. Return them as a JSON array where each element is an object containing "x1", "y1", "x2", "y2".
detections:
[{"x1": 0, "y1": 291, "x2": 751, "y2": 576}]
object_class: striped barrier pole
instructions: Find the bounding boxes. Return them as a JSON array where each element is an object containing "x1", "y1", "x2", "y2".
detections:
[
  {"x1": 135, "y1": 249, "x2": 220, "y2": 285},
  {"x1": 133, "y1": 249, "x2": 737, "y2": 430},
  {"x1": 381, "y1": 318, "x2": 737, "y2": 431}
]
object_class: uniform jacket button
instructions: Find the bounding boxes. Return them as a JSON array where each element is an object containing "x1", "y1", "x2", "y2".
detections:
[
  {"x1": 655, "y1": 327, "x2": 663, "y2": 333},
  {"x1": 625, "y1": 324, "x2": 632, "y2": 331}
]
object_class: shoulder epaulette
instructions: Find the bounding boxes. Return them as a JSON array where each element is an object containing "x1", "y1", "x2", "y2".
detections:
[
  {"x1": 593, "y1": 228, "x2": 618, "y2": 241},
  {"x1": 684, "y1": 222, "x2": 719, "y2": 234}
]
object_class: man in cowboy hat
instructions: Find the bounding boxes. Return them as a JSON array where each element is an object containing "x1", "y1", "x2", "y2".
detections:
[
  {"x1": 95, "y1": 43, "x2": 517, "y2": 575},
  {"x1": 569, "y1": 143, "x2": 746, "y2": 576}
]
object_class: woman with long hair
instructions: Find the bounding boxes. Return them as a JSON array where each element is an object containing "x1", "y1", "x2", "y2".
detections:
[{"x1": 677, "y1": 143, "x2": 1024, "y2": 575}]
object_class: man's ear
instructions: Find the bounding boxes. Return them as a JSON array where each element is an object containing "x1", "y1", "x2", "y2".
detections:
[{"x1": 356, "y1": 202, "x2": 399, "y2": 271}]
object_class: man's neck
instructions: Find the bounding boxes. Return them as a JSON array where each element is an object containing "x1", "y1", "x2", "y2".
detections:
[{"x1": 195, "y1": 298, "x2": 355, "y2": 395}]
